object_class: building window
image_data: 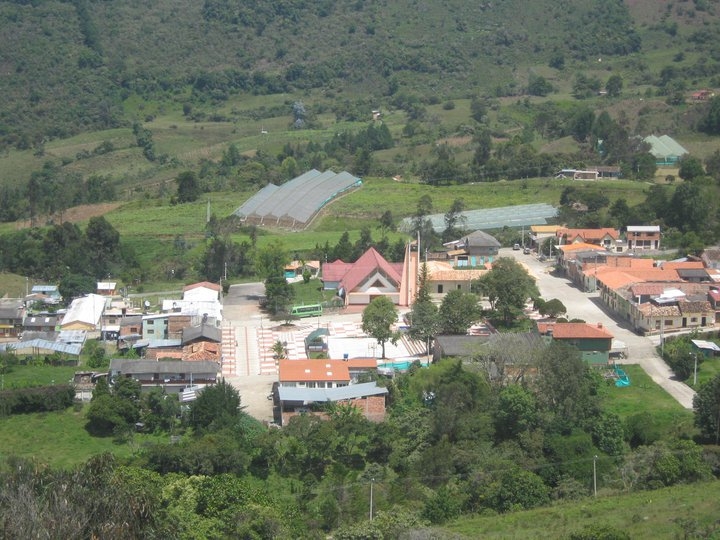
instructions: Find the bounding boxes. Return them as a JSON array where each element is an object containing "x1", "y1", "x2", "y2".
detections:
[
  {"x1": 691, "y1": 317, "x2": 698, "y2": 323},
  {"x1": 147, "y1": 320, "x2": 154, "y2": 325},
  {"x1": 147, "y1": 329, "x2": 154, "y2": 334},
  {"x1": 307, "y1": 382, "x2": 316, "y2": 388},
  {"x1": 665, "y1": 320, "x2": 673, "y2": 326},
  {"x1": 437, "y1": 284, "x2": 444, "y2": 293}
]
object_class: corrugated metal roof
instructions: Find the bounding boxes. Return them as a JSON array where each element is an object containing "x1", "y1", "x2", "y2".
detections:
[
  {"x1": 278, "y1": 382, "x2": 388, "y2": 402},
  {"x1": 644, "y1": 135, "x2": 688, "y2": 159},
  {"x1": 1, "y1": 339, "x2": 82, "y2": 356},
  {"x1": 110, "y1": 359, "x2": 220, "y2": 374}
]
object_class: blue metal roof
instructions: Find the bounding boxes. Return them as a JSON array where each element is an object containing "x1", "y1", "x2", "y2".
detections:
[{"x1": 278, "y1": 382, "x2": 388, "y2": 403}]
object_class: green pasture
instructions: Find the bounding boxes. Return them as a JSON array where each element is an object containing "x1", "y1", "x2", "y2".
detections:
[
  {"x1": 693, "y1": 353, "x2": 720, "y2": 389},
  {"x1": 0, "y1": 273, "x2": 33, "y2": 298},
  {"x1": 602, "y1": 364, "x2": 695, "y2": 439},
  {"x1": 0, "y1": 406, "x2": 166, "y2": 469},
  {"x1": 1, "y1": 364, "x2": 78, "y2": 390},
  {"x1": 289, "y1": 279, "x2": 338, "y2": 307},
  {"x1": 445, "y1": 480, "x2": 720, "y2": 539},
  {"x1": 91, "y1": 173, "x2": 652, "y2": 273}
]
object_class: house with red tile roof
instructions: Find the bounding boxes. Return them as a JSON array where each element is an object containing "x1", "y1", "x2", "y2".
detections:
[
  {"x1": 279, "y1": 358, "x2": 351, "y2": 387},
  {"x1": 557, "y1": 227, "x2": 623, "y2": 252},
  {"x1": 557, "y1": 243, "x2": 608, "y2": 276},
  {"x1": 320, "y1": 247, "x2": 404, "y2": 306},
  {"x1": 537, "y1": 321, "x2": 614, "y2": 365}
]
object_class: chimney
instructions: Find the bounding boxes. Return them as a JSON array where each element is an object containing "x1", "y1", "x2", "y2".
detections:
[{"x1": 597, "y1": 322, "x2": 603, "y2": 328}]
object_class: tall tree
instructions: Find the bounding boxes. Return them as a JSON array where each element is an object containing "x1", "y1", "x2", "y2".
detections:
[
  {"x1": 605, "y1": 74, "x2": 623, "y2": 97},
  {"x1": 693, "y1": 374, "x2": 720, "y2": 444},
  {"x1": 362, "y1": 296, "x2": 399, "y2": 359},
  {"x1": 411, "y1": 195, "x2": 437, "y2": 254},
  {"x1": 255, "y1": 239, "x2": 294, "y2": 315},
  {"x1": 678, "y1": 155, "x2": 705, "y2": 182},
  {"x1": 438, "y1": 290, "x2": 482, "y2": 334},
  {"x1": 473, "y1": 257, "x2": 538, "y2": 326},
  {"x1": 176, "y1": 170, "x2": 201, "y2": 203},
  {"x1": 187, "y1": 379, "x2": 243, "y2": 433},
  {"x1": 534, "y1": 341, "x2": 601, "y2": 431},
  {"x1": 408, "y1": 264, "x2": 440, "y2": 354},
  {"x1": 442, "y1": 198, "x2": 466, "y2": 243}
]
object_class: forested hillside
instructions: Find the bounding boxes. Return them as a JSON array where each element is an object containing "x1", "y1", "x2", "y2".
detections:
[{"x1": 0, "y1": 0, "x2": 718, "y2": 148}]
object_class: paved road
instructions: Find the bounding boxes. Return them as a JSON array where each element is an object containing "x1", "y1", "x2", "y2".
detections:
[
  {"x1": 221, "y1": 283, "x2": 275, "y2": 422},
  {"x1": 502, "y1": 248, "x2": 695, "y2": 409},
  {"x1": 221, "y1": 254, "x2": 697, "y2": 418}
]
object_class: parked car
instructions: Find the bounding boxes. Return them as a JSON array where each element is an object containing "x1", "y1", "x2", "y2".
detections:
[
  {"x1": 523, "y1": 247, "x2": 531, "y2": 254},
  {"x1": 513, "y1": 243, "x2": 520, "y2": 250}
]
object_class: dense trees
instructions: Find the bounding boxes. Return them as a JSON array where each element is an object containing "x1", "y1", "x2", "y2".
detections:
[
  {"x1": 0, "y1": 218, "x2": 133, "y2": 286},
  {"x1": 3, "y1": 341, "x2": 718, "y2": 537}
]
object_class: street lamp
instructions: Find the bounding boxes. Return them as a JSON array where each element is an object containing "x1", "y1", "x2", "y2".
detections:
[{"x1": 693, "y1": 352, "x2": 698, "y2": 386}]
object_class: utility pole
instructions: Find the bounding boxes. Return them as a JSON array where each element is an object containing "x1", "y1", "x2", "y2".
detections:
[
  {"x1": 694, "y1": 352, "x2": 698, "y2": 386},
  {"x1": 593, "y1": 455, "x2": 598, "y2": 497},
  {"x1": 369, "y1": 478, "x2": 374, "y2": 521}
]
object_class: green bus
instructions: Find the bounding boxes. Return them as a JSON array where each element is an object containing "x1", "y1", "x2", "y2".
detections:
[{"x1": 290, "y1": 304, "x2": 323, "y2": 318}]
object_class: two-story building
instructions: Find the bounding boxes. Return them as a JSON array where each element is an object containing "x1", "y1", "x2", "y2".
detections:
[
  {"x1": 626, "y1": 225, "x2": 661, "y2": 250},
  {"x1": 0, "y1": 300, "x2": 25, "y2": 339},
  {"x1": 557, "y1": 228, "x2": 623, "y2": 252},
  {"x1": 276, "y1": 358, "x2": 386, "y2": 425},
  {"x1": 442, "y1": 230, "x2": 501, "y2": 267}
]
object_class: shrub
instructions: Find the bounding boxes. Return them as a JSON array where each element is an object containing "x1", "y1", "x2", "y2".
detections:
[{"x1": 0, "y1": 385, "x2": 75, "y2": 416}]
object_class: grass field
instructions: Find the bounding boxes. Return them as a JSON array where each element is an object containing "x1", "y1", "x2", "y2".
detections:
[
  {"x1": 602, "y1": 364, "x2": 696, "y2": 439},
  {"x1": 91, "y1": 174, "x2": 652, "y2": 279},
  {"x1": 2, "y1": 364, "x2": 79, "y2": 390},
  {"x1": 0, "y1": 405, "x2": 165, "y2": 469},
  {"x1": 444, "y1": 480, "x2": 720, "y2": 539}
]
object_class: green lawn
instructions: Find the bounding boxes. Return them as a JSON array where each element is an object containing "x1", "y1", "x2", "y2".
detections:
[
  {"x1": 0, "y1": 405, "x2": 166, "y2": 469},
  {"x1": 602, "y1": 364, "x2": 695, "y2": 439},
  {"x1": 2, "y1": 364, "x2": 79, "y2": 389},
  {"x1": 694, "y1": 353, "x2": 720, "y2": 389},
  {"x1": 290, "y1": 278, "x2": 338, "y2": 306}
]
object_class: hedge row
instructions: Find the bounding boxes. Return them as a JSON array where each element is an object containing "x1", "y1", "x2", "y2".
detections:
[{"x1": 0, "y1": 385, "x2": 75, "y2": 416}]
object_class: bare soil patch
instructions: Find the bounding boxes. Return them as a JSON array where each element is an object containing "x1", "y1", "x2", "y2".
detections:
[{"x1": 14, "y1": 202, "x2": 123, "y2": 229}]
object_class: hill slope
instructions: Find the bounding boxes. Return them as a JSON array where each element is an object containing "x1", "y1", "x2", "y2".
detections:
[{"x1": 1, "y1": 0, "x2": 718, "y2": 148}]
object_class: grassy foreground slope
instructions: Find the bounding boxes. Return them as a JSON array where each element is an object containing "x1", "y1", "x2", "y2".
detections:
[{"x1": 444, "y1": 480, "x2": 720, "y2": 539}]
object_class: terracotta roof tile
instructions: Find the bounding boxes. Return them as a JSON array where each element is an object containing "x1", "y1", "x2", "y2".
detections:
[
  {"x1": 279, "y1": 359, "x2": 351, "y2": 383},
  {"x1": 559, "y1": 242, "x2": 608, "y2": 253},
  {"x1": 537, "y1": 322, "x2": 614, "y2": 339},
  {"x1": 637, "y1": 303, "x2": 682, "y2": 317},
  {"x1": 559, "y1": 228, "x2": 620, "y2": 241},
  {"x1": 680, "y1": 301, "x2": 712, "y2": 314},
  {"x1": 595, "y1": 268, "x2": 679, "y2": 290},
  {"x1": 183, "y1": 281, "x2": 222, "y2": 292},
  {"x1": 340, "y1": 247, "x2": 402, "y2": 293},
  {"x1": 661, "y1": 261, "x2": 706, "y2": 270},
  {"x1": 321, "y1": 260, "x2": 353, "y2": 282}
]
